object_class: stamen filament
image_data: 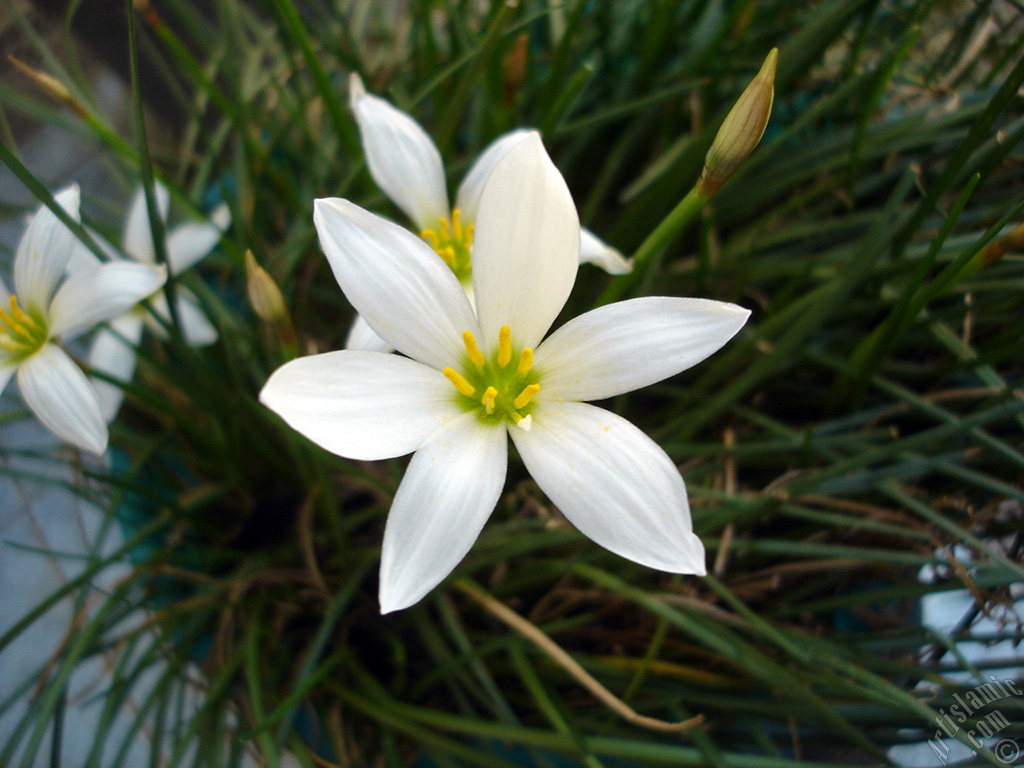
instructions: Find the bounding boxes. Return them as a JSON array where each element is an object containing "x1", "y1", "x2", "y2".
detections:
[
  {"x1": 513, "y1": 384, "x2": 540, "y2": 409},
  {"x1": 0, "y1": 296, "x2": 45, "y2": 352},
  {"x1": 443, "y1": 367, "x2": 476, "y2": 397},
  {"x1": 462, "y1": 331, "x2": 485, "y2": 367},
  {"x1": 517, "y1": 348, "x2": 533, "y2": 374},
  {"x1": 421, "y1": 230, "x2": 440, "y2": 249},
  {"x1": 498, "y1": 326, "x2": 512, "y2": 367},
  {"x1": 452, "y1": 209, "x2": 463, "y2": 241},
  {"x1": 481, "y1": 386, "x2": 498, "y2": 414},
  {"x1": 0, "y1": 333, "x2": 19, "y2": 352},
  {"x1": 10, "y1": 296, "x2": 31, "y2": 324}
]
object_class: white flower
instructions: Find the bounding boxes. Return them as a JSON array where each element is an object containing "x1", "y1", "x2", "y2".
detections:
[
  {"x1": 0, "y1": 185, "x2": 167, "y2": 453},
  {"x1": 346, "y1": 75, "x2": 633, "y2": 352},
  {"x1": 68, "y1": 183, "x2": 230, "y2": 421},
  {"x1": 261, "y1": 135, "x2": 749, "y2": 613}
]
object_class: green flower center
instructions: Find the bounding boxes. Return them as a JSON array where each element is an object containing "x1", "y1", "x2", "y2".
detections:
[
  {"x1": 0, "y1": 295, "x2": 48, "y2": 359},
  {"x1": 422, "y1": 209, "x2": 473, "y2": 284},
  {"x1": 443, "y1": 325, "x2": 539, "y2": 429}
]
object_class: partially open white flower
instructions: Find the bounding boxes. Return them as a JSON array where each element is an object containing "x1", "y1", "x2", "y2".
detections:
[
  {"x1": 0, "y1": 185, "x2": 167, "y2": 453},
  {"x1": 68, "y1": 183, "x2": 230, "y2": 421},
  {"x1": 346, "y1": 75, "x2": 632, "y2": 352},
  {"x1": 261, "y1": 135, "x2": 749, "y2": 613}
]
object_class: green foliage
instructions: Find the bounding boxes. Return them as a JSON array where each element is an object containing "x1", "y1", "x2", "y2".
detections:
[{"x1": 0, "y1": 0, "x2": 1022, "y2": 765}]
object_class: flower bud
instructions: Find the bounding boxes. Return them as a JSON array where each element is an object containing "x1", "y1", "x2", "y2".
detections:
[
  {"x1": 697, "y1": 48, "x2": 777, "y2": 197},
  {"x1": 245, "y1": 250, "x2": 288, "y2": 323}
]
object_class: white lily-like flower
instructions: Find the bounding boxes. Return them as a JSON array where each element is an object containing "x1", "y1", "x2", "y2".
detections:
[
  {"x1": 346, "y1": 74, "x2": 633, "y2": 352},
  {"x1": 261, "y1": 135, "x2": 750, "y2": 613},
  {"x1": 0, "y1": 185, "x2": 167, "y2": 453},
  {"x1": 68, "y1": 183, "x2": 230, "y2": 421}
]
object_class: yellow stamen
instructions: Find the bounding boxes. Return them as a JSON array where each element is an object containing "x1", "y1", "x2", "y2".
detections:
[
  {"x1": 443, "y1": 367, "x2": 476, "y2": 397},
  {"x1": 452, "y1": 209, "x2": 463, "y2": 241},
  {"x1": 0, "y1": 295, "x2": 46, "y2": 352},
  {"x1": 517, "y1": 348, "x2": 533, "y2": 374},
  {"x1": 440, "y1": 217, "x2": 450, "y2": 241},
  {"x1": 481, "y1": 386, "x2": 498, "y2": 414},
  {"x1": 466, "y1": 224, "x2": 475, "y2": 242},
  {"x1": 0, "y1": 305, "x2": 23, "y2": 336},
  {"x1": 443, "y1": 246, "x2": 456, "y2": 265},
  {"x1": 498, "y1": 325, "x2": 512, "y2": 367},
  {"x1": 462, "y1": 331, "x2": 485, "y2": 367},
  {"x1": 9, "y1": 296, "x2": 31, "y2": 325},
  {"x1": 513, "y1": 384, "x2": 540, "y2": 410},
  {"x1": 421, "y1": 229, "x2": 440, "y2": 249}
]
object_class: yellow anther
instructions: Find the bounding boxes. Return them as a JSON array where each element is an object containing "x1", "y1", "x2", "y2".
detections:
[
  {"x1": 452, "y1": 209, "x2": 463, "y2": 241},
  {"x1": 498, "y1": 325, "x2": 512, "y2": 367},
  {"x1": 481, "y1": 386, "x2": 498, "y2": 414},
  {"x1": 440, "y1": 217, "x2": 450, "y2": 240},
  {"x1": 513, "y1": 384, "x2": 540, "y2": 410},
  {"x1": 421, "y1": 229, "x2": 440, "y2": 249},
  {"x1": 9, "y1": 296, "x2": 30, "y2": 324},
  {"x1": 517, "y1": 348, "x2": 533, "y2": 374},
  {"x1": 443, "y1": 246, "x2": 457, "y2": 265},
  {"x1": 466, "y1": 224, "x2": 475, "y2": 242},
  {"x1": 443, "y1": 367, "x2": 476, "y2": 397},
  {"x1": 0, "y1": 305, "x2": 21, "y2": 335},
  {"x1": 462, "y1": 331, "x2": 485, "y2": 367},
  {"x1": 0, "y1": 295, "x2": 46, "y2": 354}
]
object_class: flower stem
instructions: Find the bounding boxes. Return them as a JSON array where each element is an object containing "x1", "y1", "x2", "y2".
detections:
[{"x1": 597, "y1": 185, "x2": 709, "y2": 305}]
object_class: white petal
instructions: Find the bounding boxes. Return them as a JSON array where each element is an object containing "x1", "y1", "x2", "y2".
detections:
[
  {"x1": 472, "y1": 133, "x2": 580, "y2": 352},
  {"x1": 510, "y1": 401, "x2": 705, "y2": 574},
  {"x1": 535, "y1": 297, "x2": 750, "y2": 402},
  {"x1": 380, "y1": 413, "x2": 507, "y2": 613},
  {"x1": 65, "y1": 228, "x2": 124, "y2": 276},
  {"x1": 0, "y1": 354, "x2": 17, "y2": 397},
  {"x1": 350, "y1": 73, "x2": 449, "y2": 231},
  {"x1": 345, "y1": 313, "x2": 394, "y2": 353},
  {"x1": 165, "y1": 203, "x2": 230, "y2": 275},
  {"x1": 122, "y1": 182, "x2": 170, "y2": 263},
  {"x1": 579, "y1": 228, "x2": 633, "y2": 275},
  {"x1": 175, "y1": 290, "x2": 218, "y2": 346},
  {"x1": 314, "y1": 198, "x2": 478, "y2": 370},
  {"x1": 17, "y1": 343, "x2": 107, "y2": 454},
  {"x1": 453, "y1": 129, "x2": 533, "y2": 225},
  {"x1": 260, "y1": 350, "x2": 464, "y2": 461},
  {"x1": 48, "y1": 262, "x2": 167, "y2": 340},
  {"x1": 14, "y1": 185, "x2": 81, "y2": 314},
  {"x1": 89, "y1": 313, "x2": 145, "y2": 422}
]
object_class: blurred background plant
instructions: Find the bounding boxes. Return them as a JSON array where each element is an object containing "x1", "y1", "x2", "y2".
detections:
[{"x1": 0, "y1": 0, "x2": 1022, "y2": 766}]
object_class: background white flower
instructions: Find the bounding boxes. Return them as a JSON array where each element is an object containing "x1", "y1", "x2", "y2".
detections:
[
  {"x1": 346, "y1": 75, "x2": 633, "y2": 352},
  {"x1": 0, "y1": 185, "x2": 167, "y2": 453},
  {"x1": 68, "y1": 183, "x2": 230, "y2": 421},
  {"x1": 261, "y1": 135, "x2": 749, "y2": 613}
]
